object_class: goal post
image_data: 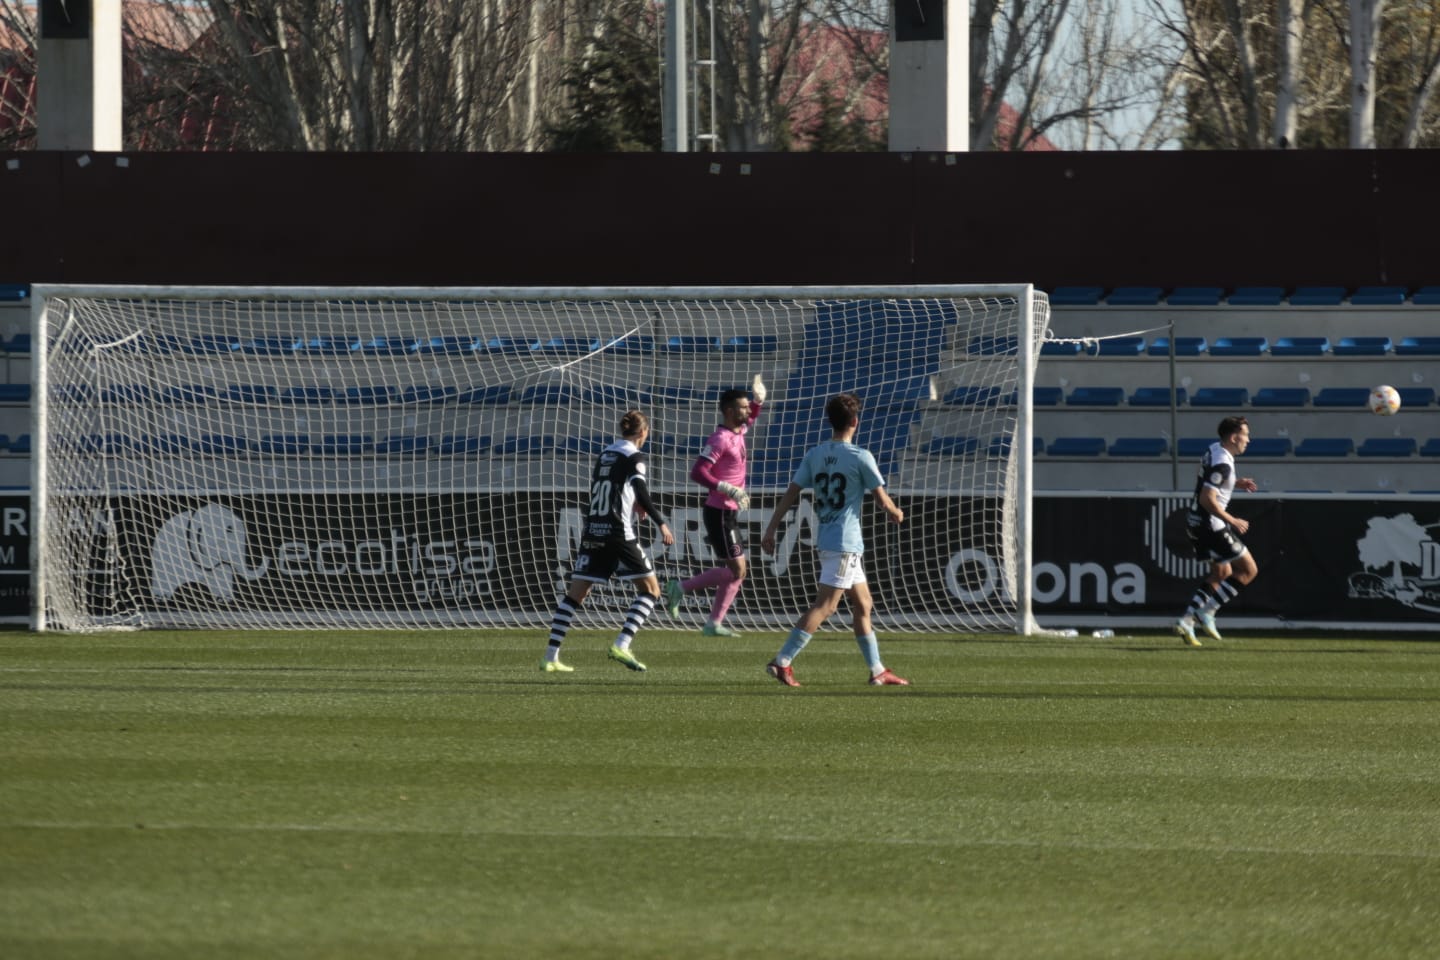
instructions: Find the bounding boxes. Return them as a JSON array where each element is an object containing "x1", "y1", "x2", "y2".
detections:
[{"x1": 30, "y1": 284, "x2": 1047, "y2": 634}]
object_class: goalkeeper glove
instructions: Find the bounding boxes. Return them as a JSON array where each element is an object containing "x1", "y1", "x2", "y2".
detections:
[
  {"x1": 751, "y1": 374, "x2": 767, "y2": 403},
  {"x1": 717, "y1": 481, "x2": 750, "y2": 511}
]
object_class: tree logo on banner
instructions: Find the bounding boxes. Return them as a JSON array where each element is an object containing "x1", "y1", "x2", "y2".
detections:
[{"x1": 1348, "y1": 513, "x2": 1440, "y2": 612}]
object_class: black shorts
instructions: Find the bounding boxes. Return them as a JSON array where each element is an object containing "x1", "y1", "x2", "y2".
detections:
[
  {"x1": 572, "y1": 538, "x2": 655, "y2": 583},
  {"x1": 1187, "y1": 523, "x2": 1247, "y2": 564},
  {"x1": 703, "y1": 505, "x2": 745, "y2": 561}
]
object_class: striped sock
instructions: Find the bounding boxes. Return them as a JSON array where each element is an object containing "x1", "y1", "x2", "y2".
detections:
[
  {"x1": 615, "y1": 592, "x2": 658, "y2": 649},
  {"x1": 546, "y1": 595, "x2": 582, "y2": 661}
]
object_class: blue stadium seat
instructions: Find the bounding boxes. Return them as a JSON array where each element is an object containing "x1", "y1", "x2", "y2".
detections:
[
  {"x1": 1129, "y1": 387, "x2": 1187, "y2": 407},
  {"x1": 1294, "y1": 437, "x2": 1354, "y2": 457},
  {"x1": 1289, "y1": 286, "x2": 1347, "y2": 305},
  {"x1": 1046, "y1": 437, "x2": 1106, "y2": 457},
  {"x1": 0, "y1": 283, "x2": 28, "y2": 301},
  {"x1": 456, "y1": 385, "x2": 512, "y2": 405},
  {"x1": 584, "y1": 385, "x2": 649, "y2": 405},
  {"x1": 297, "y1": 336, "x2": 356, "y2": 355},
  {"x1": 1397, "y1": 387, "x2": 1435, "y2": 409},
  {"x1": 662, "y1": 335, "x2": 717, "y2": 353},
  {"x1": 415, "y1": 336, "x2": 481, "y2": 355},
  {"x1": 562, "y1": 434, "x2": 608, "y2": 456},
  {"x1": 375, "y1": 435, "x2": 431, "y2": 456},
  {"x1": 1049, "y1": 286, "x2": 1104, "y2": 305},
  {"x1": 192, "y1": 434, "x2": 250, "y2": 455},
  {"x1": 1312, "y1": 387, "x2": 1370, "y2": 408},
  {"x1": 1166, "y1": 286, "x2": 1224, "y2": 306},
  {"x1": 987, "y1": 436, "x2": 1045, "y2": 457},
  {"x1": 144, "y1": 434, "x2": 191, "y2": 455},
  {"x1": 1271, "y1": 337, "x2": 1330, "y2": 356},
  {"x1": 1032, "y1": 386, "x2": 1065, "y2": 406},
  {"x1": 1106, "y1": 286, "x2": 1163, "y2": 305},
  {"x1": 1147, "y1": 336, "x2": 1207, "y2": 357},
  {"x1": 225, "y1": 384, "x2": 277, "y2": 404},
  {"x1": 923, "y1": 436, "x2": 979, "y2": 457},
  {"x1": 968, "y1": 335, "x2": 1018, "y2": 356},
  {"x1": 256, "y1": 434, "x2": 311, "y2": 455},
  {"x1": 1107, "y1": 437, "x2": 1167, "y2": 457},
  {"x1": 434, "y1": 434, "x2": 491, "y2": 456},
  {"x1": 99, "y1": 384, "x2": 150, "y2": 404},
  {"x1": 1244, "y1": 438, "x2": 1292, "y2": 457},
  {"x1": 1410, "y1": 286, "x2": 1440, "y2": 305},
  {"x1": 1190, "y1": 387, "x2": 1249, "y2": 407},
  {"x1": 1095, "y1": 336, "x2": 1147, "y2": 357},
  {"x1": 484, "y1": 337, "x2": 541, "y2": 354},
  {"x1": 1357, "y1": 437, "x2": 1417, "y2": 457},
  {"x1": 1332, "y1": 336, "x2": 1392, "y2": 356},
  {"x1": 605, "y1": 335, "x2": 655, "y2": 354},
  {"x1": 1351, "y1": 285, "x2": 1408, "y2": 305},
  {"x1": 345, "y1": 385, "x2": 396, "y2": 405},
  {"x1": 1395, "y1": 337, "x2": 1440, "y2": 355},
  {"x1": 314, "y1": 435, "x2": 374, "y2": 455},
  {"x1": 242, "y1": 336, "x2": 300, "y2": 355},
  {"x1": 357, "y1": 336, "x2": 415, "y2": 355},
  {"x1": 5, "y1": 333, "x2": 31, "y2": 354},
  {"x1": 281, "y1": 386, "x2": 338, "y2": 404},
  {"x1": 537, "y1": 337, "x2": 600, "y2": 355},
  {"x1": 516, "y1": 383, "x2": 578, "y2": 405},
  {"x1": 1251, "y1": 387, "x2": 1311, "y2": 407},
  {"x1": 184, "y1": 335, "x2": 242, "y2": 354},
  {"x1": 402, "y1": 385, "x2": 459, "y2": 404},
  {"x1": 1228, "y1": 286, "x2": 1286, "y2": 305},
  {"x1": 0, "y1": 384, "x2": 32, "y2": 403},
  {"x1": 722, "y1": 335, "x2": 779, "y2": 353},
  {"x1": 1420, "y1": 438, "x2": 1440, "y2": 457},
  {"x1": 942, "y1": 385, "x2": 1001, "y2": 407},
  {"x1": 7, "y1": 434, "x2": 29, "y2": 454},
  {"x1": 1209, "y1": 337, "x2": 1269, "y2": 357},
  {"x1": 495, "y1": 435, "x2": 555, "y2": 456},
  {"x1": 1066, "y1": 386, "x2": 1125, "y2": 406},
  {"x1": 1040, "y1": 340, "x2": 1084, "y2": 357}
]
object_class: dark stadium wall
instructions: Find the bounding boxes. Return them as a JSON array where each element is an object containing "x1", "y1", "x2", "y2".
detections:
[{"x1": 2, "y1": 149, "x2": 1437, "y2": 290}]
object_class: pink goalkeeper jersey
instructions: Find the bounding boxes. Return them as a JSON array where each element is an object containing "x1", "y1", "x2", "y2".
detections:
[{"x1": 699, "y1": 422, "x2": 750, "y2": 509}]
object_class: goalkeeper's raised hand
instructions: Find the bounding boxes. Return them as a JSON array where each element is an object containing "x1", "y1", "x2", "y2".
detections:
[
  {"x1": 717, "y1": 481, "x2": 750, "y2": 511},
  {"x1": 751, "y1": 374, "x2": 767, "y2": 404}
]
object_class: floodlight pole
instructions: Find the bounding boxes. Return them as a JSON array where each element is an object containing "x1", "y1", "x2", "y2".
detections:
[{"x1": 663, "y1": 0, "x2": 689, "y2": 152}]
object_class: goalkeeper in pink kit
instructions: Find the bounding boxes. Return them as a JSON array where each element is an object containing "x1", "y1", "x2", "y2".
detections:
[{"x1": 664, "y1": 375, "x2": 766, "y2": 637}]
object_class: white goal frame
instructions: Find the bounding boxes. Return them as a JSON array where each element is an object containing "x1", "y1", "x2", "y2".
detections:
[{"x1": 31, "y1": 283, "x2": 1043, "y2": 634}]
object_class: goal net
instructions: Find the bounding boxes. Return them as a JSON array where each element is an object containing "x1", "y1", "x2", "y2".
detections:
[{"x1": 31, "y1": 285, "x2": 1046, "y2": 633}]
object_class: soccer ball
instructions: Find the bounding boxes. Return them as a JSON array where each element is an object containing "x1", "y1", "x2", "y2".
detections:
[{"x1": 1369, "y1": 384, "x2": 1401, "y2": 416}]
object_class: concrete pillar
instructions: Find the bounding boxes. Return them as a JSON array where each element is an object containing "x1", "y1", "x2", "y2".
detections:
[
  {"x1": 889, "y1": 0, "x2": 969, "y2": 152},
  {"x1": 36, "y1": 0, "x2": 123, "y2": 151}
]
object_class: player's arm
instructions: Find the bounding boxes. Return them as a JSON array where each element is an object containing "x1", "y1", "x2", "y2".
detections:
[
  {"x1": 760, "y1": 482, "x2": 803, "y2": 554},
  {"x1": 1198, "y1": 485, "x2": 1248, "y2": 534},
  {"x1": 747, "y1": 374, "x2": 767, "y2": 425},
  {"x1": 691, "y1": 452, "x2": 749, "y2": 509},
  {"x1": 631, "y1": 477, "x2": 676, "y2": 546},
  {"x1": 870, "y1": 485, "x2": 904, "y2": 525}
]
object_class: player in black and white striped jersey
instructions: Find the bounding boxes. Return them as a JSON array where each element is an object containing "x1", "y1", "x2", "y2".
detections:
[
  {"x1": 541, "y1": 409, "x2": 675, "y2": 674},
  {"x1": 1176, "y1": 415, "x2": 1259, "y2": 646}
]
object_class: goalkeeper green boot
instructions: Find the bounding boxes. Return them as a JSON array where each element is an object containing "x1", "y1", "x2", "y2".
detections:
[
  {"x1": 607, "y1": 645, "x2": 647, "y2": 672},
  {"x1": 702, "y1": 621, "x2": 741, "y2": 638},
  {"x1": 664, "y1": 578, "x2": 684, "y2": 618}
]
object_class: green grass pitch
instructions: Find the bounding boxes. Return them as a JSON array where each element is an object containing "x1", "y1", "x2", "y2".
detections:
[{"x1": 3, "y1": 627, "x2": 1439, "y2": 959}]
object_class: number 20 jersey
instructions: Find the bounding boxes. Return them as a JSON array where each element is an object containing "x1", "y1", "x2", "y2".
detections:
[{"x1": 583, "y1": 439, "x2": 652, "y2": 544}]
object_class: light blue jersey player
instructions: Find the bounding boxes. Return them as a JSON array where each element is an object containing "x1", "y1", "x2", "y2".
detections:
[{"x1": 760, "y1": 393, "x2": 908, "y2": 688}]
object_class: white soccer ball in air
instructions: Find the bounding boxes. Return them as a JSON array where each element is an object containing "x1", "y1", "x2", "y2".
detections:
[{"x1": 1369, "y1": 384, "x2": 1401, "y2": 416}]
